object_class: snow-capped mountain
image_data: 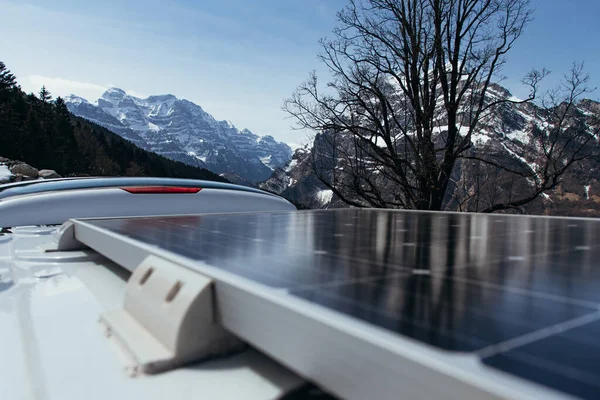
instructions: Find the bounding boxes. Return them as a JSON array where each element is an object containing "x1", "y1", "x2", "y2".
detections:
[
  {"x1": 65, "y1": 88, "x2": 292, "y2": 183},
  {"x1": 260, "y1": 84, "x2": 600, "y2": 214}
]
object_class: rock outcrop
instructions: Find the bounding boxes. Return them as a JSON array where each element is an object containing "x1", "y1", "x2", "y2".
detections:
[
  {"x1": 38, "y1": 170, "x2": 62, "y2": 179},
  {"x1": 0, "y1": 157, "x2": 61, "y2": 184},
  {"x1": 10, "y1": 163, "x2": 38, "y2": 179}
]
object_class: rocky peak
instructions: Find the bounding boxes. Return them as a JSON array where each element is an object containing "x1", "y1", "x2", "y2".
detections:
[
  {"x1": 487, "y1": 83, "x2": 513, "y2": 99},
  {"x1": 63, "y1": 94, "x2": 88, "y2": 106},
  {"x1": 579, "y1": 99, "x2": 600, "y2": 114},
  {"x1": 101, "y1": 87, "x2": 127, "y2": 104},
  {"x1": 145, "y1": 94, "x2": 177, "y2": 103},
  {"x1": 259, "y1": 135, "x2": 277, "y2": 144}
]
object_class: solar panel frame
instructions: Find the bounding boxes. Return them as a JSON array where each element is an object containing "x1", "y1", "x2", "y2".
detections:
[{"x1": 68, "y1": 209, "x2": 600, "y2": 400}]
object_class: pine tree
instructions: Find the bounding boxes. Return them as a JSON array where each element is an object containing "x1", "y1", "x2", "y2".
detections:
[
  {"x1": 53, "y1": 97, "x2": 78, "y2": 173},
  {"x1": 125, "y1": 161, "x2": 145, "y2": 176},
  {"x1": 39, "y1": 85, "x2": 52, "y2": 103},
  {"x1": 0, "y1": 61, "x2": 17, "y2": 93},
  {"x1": 22, "y1": 107, "x2": 43, "y2": 161},
  {"x1": 0, "y1": 62, "x2": 20, "y2": 149}
]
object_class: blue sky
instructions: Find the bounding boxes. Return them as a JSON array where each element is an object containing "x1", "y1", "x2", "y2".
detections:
[{"x1": 1, "y1": 0, "x2": 599, "y2": 147}]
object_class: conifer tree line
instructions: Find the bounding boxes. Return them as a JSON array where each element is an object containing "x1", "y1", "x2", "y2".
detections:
[{"x1": 0, "y1": 61, "x2": 225, "y2": 181}]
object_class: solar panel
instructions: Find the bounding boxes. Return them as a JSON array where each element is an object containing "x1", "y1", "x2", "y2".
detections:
[{"x1": 70, "y1": 209, "x2": 600, "y2": 399}]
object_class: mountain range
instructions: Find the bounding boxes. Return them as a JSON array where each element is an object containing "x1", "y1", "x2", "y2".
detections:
[
  {"x1": 260, "y1": 84, "x2": 600, "y2": 216},
  {"x1": 0, "y1": 59, "x2": 225, "y2": 183},
  {"x1": 65, "y1": 88, "x2": 292, "y2": 184}
]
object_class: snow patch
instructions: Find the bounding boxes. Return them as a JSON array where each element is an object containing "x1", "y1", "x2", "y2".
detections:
[
  {"x1": 500, "y1": 143, "x2": 539, "y2": 185},
  {"x1": 506, "y1": 130, "x2": 530, "y2": 144},
  {"x1": 260, "y1": 155, "x2": 273, "y2": 170},
  {"x1": 64, "y1": 94, "x2": 88, "y2": 106},
  {"x1": 316, "y1": 189, "x2": 334, "y2": 205},
  {"x1": 147, "y1": 122, "x2": 160, "y2": 132},
  {"x1": 187, "y1": 151, "x2": 207, "y2": 163},
  {"x1": 285, "y1": 159, "x2": 298, "y2": 172},
  {"x1": 584, "y1": 185, "x2": 591, "y2": 200},
  {"x1": 540, "y1": 193, "x2": 553, "y2": 202},
  {"x1": 433, "y1": 125, "x2": 491, "y2": 146},
  {"x1": 0, "y1": 164, "x2": 13, "y2": 183},
  {"x1": 373, "y1": 136, "x2": 388, "y2": 148},
  {"x1": 470, "y1": 132, "x2": 491, "y2": 145},
  {"x1": 501, "y1": 143, "x2": 536, "y2": 171}
]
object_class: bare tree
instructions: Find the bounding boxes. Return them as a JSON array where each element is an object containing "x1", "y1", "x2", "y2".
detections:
[{"x1": 284, "y1": 0, "x2": 596, "y2": 212}]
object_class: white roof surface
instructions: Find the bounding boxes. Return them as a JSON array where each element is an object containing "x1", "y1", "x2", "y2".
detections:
[{"x1": 0, "y1": 227, "x2": 303, "y2": 400}]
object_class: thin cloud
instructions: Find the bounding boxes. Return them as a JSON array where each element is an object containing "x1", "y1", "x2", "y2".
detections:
[
  {"x1": 25, "y1": 75, "x2": 144, "y2": 100},
  {"x1": 26, "y1": 75, "x2": 108, "y2": 100}
]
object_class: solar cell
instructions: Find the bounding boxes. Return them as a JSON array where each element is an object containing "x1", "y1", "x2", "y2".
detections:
[
  {"x1": 79, "y1": 209, "x2": 600, "y2": 399},
  {"x1": 483, "y1": 319, "x2": 600, "y2": 400}
]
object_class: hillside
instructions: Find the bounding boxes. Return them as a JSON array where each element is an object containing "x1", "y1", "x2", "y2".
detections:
[{"x1": 0, "y1": 62, "x2": 226, "y2": 182}]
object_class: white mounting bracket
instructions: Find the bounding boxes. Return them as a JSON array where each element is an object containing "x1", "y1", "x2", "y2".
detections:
[
  {"x1": 100, "y1": 255, "x2": 245, "y2": 375},
  {"x1": 54, "y1": 221, "x2": 87, "y2": 251}
]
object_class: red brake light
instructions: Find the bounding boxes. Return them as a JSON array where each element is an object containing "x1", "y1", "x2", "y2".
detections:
[{"x1": 121, "y1": 186, "x2": 202, "y2": 194}]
